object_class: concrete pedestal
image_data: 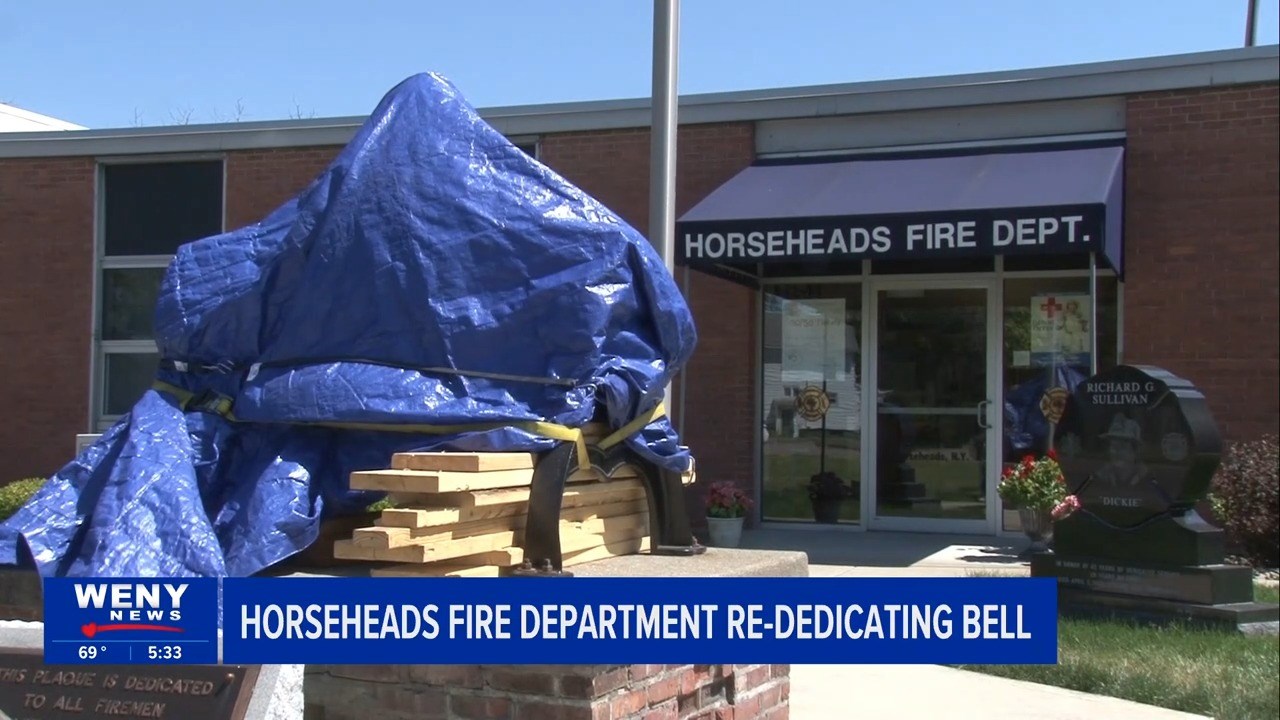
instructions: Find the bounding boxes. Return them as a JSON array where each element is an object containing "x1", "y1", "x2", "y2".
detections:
[
  {"x1": 2, "y1": 549, "x2": 809, "y2": 720},
  {"x1": 303, "y1": 549, "x2": 808, "y2": 720}
]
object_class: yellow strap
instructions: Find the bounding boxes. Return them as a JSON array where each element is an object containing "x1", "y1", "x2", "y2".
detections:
[
  {"x1": 151, "y1": 382, "x2": 667, "y2": 470},
  {"x1": 151, "y1": 380, "x2": 591, "y2": 470},
  {"x1": 597, "y1": 402, "x2": 666, "y2": 450},
  {"x1": 153, "y1": 380, "x2": 194, "y2": 407}
]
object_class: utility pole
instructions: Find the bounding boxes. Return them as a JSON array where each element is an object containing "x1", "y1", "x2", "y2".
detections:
[
  {"x1": 651, "y1": 0, "x2": 680, "y2": 414},
  {"x1": 1245, "y1": 0, "x2": 1260, "y2": 46}
]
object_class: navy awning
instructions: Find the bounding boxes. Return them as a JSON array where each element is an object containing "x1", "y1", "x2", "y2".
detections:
[{"x1": 676, "y1": 145, "x2": 1124, "y2": 278}]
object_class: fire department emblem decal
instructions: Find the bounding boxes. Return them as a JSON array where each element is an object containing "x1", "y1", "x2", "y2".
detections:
[
  {"x1": 795, "y1": 386, "x2": 831, "y2": 422},
  {"x1": 1040, "y1": 386, "x2": 1069, "y2": 425}
]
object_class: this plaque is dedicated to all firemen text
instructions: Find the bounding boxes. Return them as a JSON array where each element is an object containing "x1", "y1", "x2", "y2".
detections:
[{"x1": 0, "y1": 648, "x2": 258, "y2": 720}]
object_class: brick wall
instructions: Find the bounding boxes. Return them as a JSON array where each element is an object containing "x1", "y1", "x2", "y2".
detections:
[
  {"x1": 0, "y1": 157, "x2": 94, "y2": 481},
  {"x1": 1124, "y1": 83, "x2": 1280, "y2": 442},
  {"x1": 306, "y1": 663, "x2": 788, "y2": 720},
  {"x1": 6, "y1": 84, "x2": 1274, "y2": 494},
  {"x1": 0, "y1": 147, "x2": 345, "y2": 483},
  {"x1": 225, "y1": 147, "x2": 344, "y2": 228},
  {"x1": 540, "y1": 123, "x2": 758, "y2": 527}
]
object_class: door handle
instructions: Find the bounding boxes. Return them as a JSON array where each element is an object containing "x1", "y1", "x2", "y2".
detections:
[{"x1": 976, "y1": 400, "x2": 991, "y2": 430}]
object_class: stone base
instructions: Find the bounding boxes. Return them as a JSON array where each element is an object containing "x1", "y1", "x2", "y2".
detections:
[
  {"x1": 1053, "y1": 585, "x2": 1279, "y2": 635},
  {"x1": 1052, "y1": 510, "x2": 1227, "y2": 566},
  {"x1": 1032, "y1": 552, "x2": 1279, "y2": 635},
  {"x1": 0, "y1": 566, "x2": 41, "y2": 621},
  {"x1": 1031, "y1": 552, "x2": 1254, "y2": 605}
]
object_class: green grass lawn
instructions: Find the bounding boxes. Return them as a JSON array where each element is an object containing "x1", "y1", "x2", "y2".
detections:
[{"x1": 958, "y1": 582, "x2": 1280, "y2": 720}]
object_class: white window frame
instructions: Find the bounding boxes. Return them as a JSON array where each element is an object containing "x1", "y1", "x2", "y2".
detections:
[{"x1": 90, "y1": 154, "x2": 226, "y2": 431}]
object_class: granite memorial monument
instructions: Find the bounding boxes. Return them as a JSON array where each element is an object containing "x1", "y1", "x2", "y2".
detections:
[{"x1": 1031, "y1": 364, "x2": 1279, "y2": 633}]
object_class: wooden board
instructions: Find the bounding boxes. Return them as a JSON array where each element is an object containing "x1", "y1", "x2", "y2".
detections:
[
  {"x1": 335, "y1": 531, "x2": 521, "y2": 563},
  {"x1": 391, "y1": 452, "x2": 537, "y2": 473},
  {"x1": 369, "y1": 536, "x2": 651, "y2": 576},
  {"x1": 356, "y1": 500, "x2": 647, "y2": 550},
  {"x1": 379, "y1": 478, "x2": 646, "y2": 521},
  {"x1": 368, "y1": 548, "x2": 524, "y2": 576},
  {"x1": 353, "y1": 463, "x2": 642, "y2": 496},
  {"x1": 369, "y1": 563, "x2": 503, "y2": 578},
  {"x1": 334, "y1": 512, "x2": 648, "y2": 564},
  {"x1": 562, "y1": 536, "x2": 652, "y2": 568},
  {"x1": 353, "y1": 515, "x2": 522, "y2": 550},
  {"x1": 350, "y1": 468, "x2": 536, "y2": 493},
  {"x1": 558, "y1": 513, "x2": 649, "y2": 554}
]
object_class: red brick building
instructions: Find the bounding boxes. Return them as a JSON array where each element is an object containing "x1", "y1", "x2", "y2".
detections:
[{"x1": 1, "y1": 46, "x2": 1276, "y2": 537}]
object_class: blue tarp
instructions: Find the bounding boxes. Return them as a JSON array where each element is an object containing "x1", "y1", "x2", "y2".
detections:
[
  {"x1": 1003, "y1": 364, "x2": 1087, "y2": 457},
  {"x1": 0, "y1": 73, "x2": 696, "y2": 578}
]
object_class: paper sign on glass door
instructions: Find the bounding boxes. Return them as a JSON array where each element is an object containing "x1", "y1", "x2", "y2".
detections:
[
  {"x1": 1030, "y1": 294, "x2": 1090, "y2": 368},
  {"x1": 781, "y1": 298, "x2": 846, "y2": 382}
]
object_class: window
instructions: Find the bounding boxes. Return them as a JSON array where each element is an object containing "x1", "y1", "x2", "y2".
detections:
[
  {"x1": 760, "y1": 282, "x2": 863, "y2": 524},
  {"x1": 96, "y1": 159, "x2": 224, "y2": 427},
  {"x1": 999, "y1": 272, "x2": 1120, "y2": 531}
]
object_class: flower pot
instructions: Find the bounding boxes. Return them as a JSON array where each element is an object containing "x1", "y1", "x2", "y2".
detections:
[
  {"x1": 1018, "y1": 507, "x2": 1054, "y2": 554},
  {"x1": 811, "y1": 496, "x2": 843, "y2": 524},
  {"x1": 706, "y1": 516, "x2": 745, "y2": 548}
]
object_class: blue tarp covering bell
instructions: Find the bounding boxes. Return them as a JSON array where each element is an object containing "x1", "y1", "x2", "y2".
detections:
[{"x1": 0, "y1": 73, "x2": 696, "y2": 578}]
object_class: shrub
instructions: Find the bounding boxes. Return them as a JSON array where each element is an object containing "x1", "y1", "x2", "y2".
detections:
[
  {"x1": 1209, "y1": 435, "x2": 1279, "y2": 567},
  {"x1": 0, "y1": 478, "x2": 47, "y2": 523}
]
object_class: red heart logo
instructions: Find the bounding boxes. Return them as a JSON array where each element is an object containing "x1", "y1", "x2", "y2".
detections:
[{"x1": 81, "y1": 623, "x2": 97, "y2": 638}]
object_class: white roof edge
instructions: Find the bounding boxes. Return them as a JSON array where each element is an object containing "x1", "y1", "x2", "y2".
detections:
[
  {"x1": 1, "y1": 44, "x2": 1275, "y2": 159},
  {"x1": 0, "y1": 103, "x2": 86, "y2": 132}
]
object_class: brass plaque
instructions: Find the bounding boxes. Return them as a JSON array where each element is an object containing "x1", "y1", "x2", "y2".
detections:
[{"x1": 0, "y1": 649, "x2": 258, "y2": 720}]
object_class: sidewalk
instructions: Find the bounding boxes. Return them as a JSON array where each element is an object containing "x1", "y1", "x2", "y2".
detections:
[
  {"x1": 735, "y1": 528, "x2": 1211, "y2": 720},
  {"x1": 739, "y1": 526, "x2": 1031, "y2": 576},
  {"x1": 790, "y1": 664, "x2": 1210, "y2": 720}
]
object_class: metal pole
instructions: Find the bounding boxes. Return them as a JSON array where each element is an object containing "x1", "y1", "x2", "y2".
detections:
[
  {"x1": 1246, "y1": 0, "x2": 1260, "y2": 46},
  {"x1": 650, "y1": 0, "x2": 679, "y2": 275},
  {"x1": 678, "y1": 263, "x2": 690, "y2": 433},
  {"x1": 1090, "y1": 252, "x2": 1098, "y2": 375},
  {"x1": 651, "y1": 0, "x2": 680, "y2": 412}
]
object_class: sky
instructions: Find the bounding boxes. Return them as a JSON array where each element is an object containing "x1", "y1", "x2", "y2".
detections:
[{"x1": 2, "y1": 1, "x2": 1277, "y2": 129}]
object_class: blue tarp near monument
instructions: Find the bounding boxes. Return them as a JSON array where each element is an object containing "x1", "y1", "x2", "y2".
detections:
[
  {"x1": 0, "y1": 73, "x2": 696, "y2": 578},
  {"x1": 1004, "y1": 364, "x2": 1088, "y2": 456}
]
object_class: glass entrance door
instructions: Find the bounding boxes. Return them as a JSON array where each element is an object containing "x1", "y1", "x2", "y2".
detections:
[{"x1": 869, "y1": 283, "x2": 997, "y2": 532}]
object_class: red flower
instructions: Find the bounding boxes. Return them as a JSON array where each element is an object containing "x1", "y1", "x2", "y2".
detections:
[{"x1": 1046, "y1": 448, "x2": 1059, "y2": 461}]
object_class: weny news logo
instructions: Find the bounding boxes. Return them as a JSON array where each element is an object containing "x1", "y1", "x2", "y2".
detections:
[
  {"x1": 43, "y1": 578, "x2": 219, "y2": 665},
  {"x1": 74, "y1": 582, "x2": 189, "y2": 638}
]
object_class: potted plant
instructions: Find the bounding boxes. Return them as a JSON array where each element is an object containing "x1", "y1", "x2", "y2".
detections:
[
  {"x1": 807, "y1": 471, "x2": 851, "y2": 524},
  {"x1": 705, "y1": 481, "x2": 753, "y2": 547},
  {"x1": 997, "y1": 449, "x2": 1080, "y2": 553}
]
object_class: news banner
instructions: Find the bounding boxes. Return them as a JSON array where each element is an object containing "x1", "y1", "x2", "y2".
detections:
[{"x1": 40, "y1": 577, "x2": 1058, "y2": 665}]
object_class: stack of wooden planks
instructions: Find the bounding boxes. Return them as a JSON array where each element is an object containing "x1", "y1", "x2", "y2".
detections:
[{"x1": 333, "y1": 424, "x2": 696, "y2": 577}]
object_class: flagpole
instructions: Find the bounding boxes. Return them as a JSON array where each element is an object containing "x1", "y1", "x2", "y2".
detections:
[{"x1": 651, "y1": 0, "x2": 680, "y2": 414}]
